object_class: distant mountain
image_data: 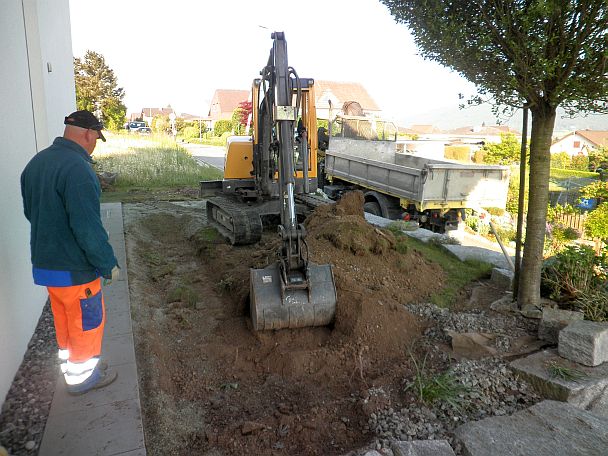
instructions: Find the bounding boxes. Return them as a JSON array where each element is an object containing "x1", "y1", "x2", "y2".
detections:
[{"x1": 395, "y1": 103, "x2": 608, "y2": 134}]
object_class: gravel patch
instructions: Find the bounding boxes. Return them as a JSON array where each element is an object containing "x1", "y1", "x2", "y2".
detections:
[
  {"x1": 0, "y1": 302, "x2": 57, "y2": 456},
  {"x1": 405, "y1": 302, "x2": 538, "y2": 353},
  {"x1": 364, "y1": 357, "x2": 541, "y2": 455},
  {"x1": 354, "y1": 302, "x2": 543, "y2": 455}
]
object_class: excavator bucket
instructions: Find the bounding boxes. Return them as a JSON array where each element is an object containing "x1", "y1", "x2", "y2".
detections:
[{"x1": 250, "y1": 262, "x2": 337, "y2": 331}]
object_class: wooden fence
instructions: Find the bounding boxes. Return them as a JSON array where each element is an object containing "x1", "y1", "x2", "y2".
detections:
[
  {"x1": 553, "y1": 210, "x2": 604, "y2": 253},
  {"x1": 554, "y1": 212, "x2": 587, "y2": 235}
]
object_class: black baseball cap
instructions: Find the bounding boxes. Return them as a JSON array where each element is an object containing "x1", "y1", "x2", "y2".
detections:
[{"x1": 64, "y1": 110, "x2": 106, "y2": 142}]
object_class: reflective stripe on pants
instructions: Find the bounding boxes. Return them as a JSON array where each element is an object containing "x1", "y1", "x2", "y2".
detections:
[{"x1": 48, "y1": 278, "x2": 105, "y2": 385}]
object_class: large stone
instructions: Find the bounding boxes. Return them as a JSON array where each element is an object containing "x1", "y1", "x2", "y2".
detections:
[
  {"x1": 538, "y1": 308, "x2": 584, "y2": 343},
  {"x1": 454, "y1": 400, "x2": 608, "y2": 456},
  {"x1": 392, "y1": 439, "x2": 455, "y2": 456},
  {"x1": 510, "y1": 349, "x2": 608, "y2": 416},
  {"x1": 559, "y1": 320, "x2": 608, "y2": 366},
  {"x1": 442, "y1": 244, "x2": 512, "y2": 269},
  {"x1": 491, "y1": 267, "x2": 514, "y2": 289}
]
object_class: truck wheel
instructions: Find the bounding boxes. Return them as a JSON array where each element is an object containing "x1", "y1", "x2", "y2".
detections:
[{"x1": 363, "y1": 202, "x2": 382, "y2": 216}]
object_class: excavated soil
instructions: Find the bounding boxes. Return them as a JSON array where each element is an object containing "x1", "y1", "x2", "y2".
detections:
[{"x1": 124, "y1": 192, "x2": 446, "y2": 455}]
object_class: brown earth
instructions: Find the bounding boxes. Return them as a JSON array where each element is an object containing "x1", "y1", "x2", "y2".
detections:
[{"x1": 123, "y1": 193, "x2": 453, "y2": 455}]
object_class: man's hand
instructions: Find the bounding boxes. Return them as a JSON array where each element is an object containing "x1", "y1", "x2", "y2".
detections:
[{"x1": 102, "y1": 265, "x2": 120, "y2": 286}]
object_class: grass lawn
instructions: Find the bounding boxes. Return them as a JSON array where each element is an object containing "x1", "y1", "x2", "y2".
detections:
[
  {"x1": 94, "y1": 133, "x2": 223, "y2": 202},
  {"x1": 389, "y1": 228, "x2": 493, "y2": 308}
]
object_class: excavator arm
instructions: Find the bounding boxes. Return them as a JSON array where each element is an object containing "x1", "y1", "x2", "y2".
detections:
[{"x1": 249, "y1": 32, "x2": 337, "y2": 330}]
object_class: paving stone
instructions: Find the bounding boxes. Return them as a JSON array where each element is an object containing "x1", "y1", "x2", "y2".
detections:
[
  {"x1": 39, "y1": 399, "x2": 145, "y2": 456},
  {"x1": 559, "y1": 320, "x2": 608, "y2": 366},
  {"x1": 454, "y1": 400, "x2": 608, "y2": 456},
  {"x1": 489, "y1": 294, "x2": 519, "y2": 314},
  {"x1": 510, "y1": 349, "x2": 608, "y2": 415},
  {"x1": 442, "y1": 244, "x2": 512, "y2": 269},
  {"x1": 391, "y1": 439, "x2": 455, "y2": 456},
  {"x1": 491, "y1": 267, "x2": 513, "y2": 289},
  {"x1": 538, "y1": 308, "x2": 584, "y2": 343}
]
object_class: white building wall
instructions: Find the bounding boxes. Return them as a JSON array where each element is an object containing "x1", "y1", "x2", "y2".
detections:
[
  {"x1": 550, "y1": 133, "x2": 594, "y2": 156},
  {"x1": 0, "y1": 0, "x2": 75, "y2": 408}
]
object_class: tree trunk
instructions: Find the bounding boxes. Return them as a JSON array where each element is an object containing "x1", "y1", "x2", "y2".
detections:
[{"x1": 518, "y1": 105, "x2": 556, "y2": 307}]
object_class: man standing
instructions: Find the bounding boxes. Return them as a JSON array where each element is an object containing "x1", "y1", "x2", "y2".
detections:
[{"x1": 21, "y1": 110, "x2": 119, "y2": 395}]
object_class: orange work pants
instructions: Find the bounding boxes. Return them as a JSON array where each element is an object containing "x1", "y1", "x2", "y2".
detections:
[{"x1": 47, "y1": 278, "x2": 105, "y2": 363}]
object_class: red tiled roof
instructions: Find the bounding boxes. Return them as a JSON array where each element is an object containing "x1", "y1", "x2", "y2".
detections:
[
  {"x1": 208, "y1": 89, "x2": 249, "y2": 119},
  {"x1": 314, "y1": 80, "x2": 380, "y2": 111},
  {"x1": 141, "y1": 107, "x2": 175, "y2": 118},
  {"x1": 576, "y1": 130, "x2": 608, "y2": 147}
]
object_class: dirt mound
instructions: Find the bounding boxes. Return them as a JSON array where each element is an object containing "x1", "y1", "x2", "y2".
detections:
[{"x1": 304, "y1": 191, "x2": 444, "y2": 358}]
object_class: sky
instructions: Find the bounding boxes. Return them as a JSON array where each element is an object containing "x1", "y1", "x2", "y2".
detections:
[{"x1": 68, "y1": 0, "x2": 481, "y2": 128}]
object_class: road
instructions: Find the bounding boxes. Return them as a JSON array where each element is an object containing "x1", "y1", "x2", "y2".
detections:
[{"x1": 182, "y1": 142, "x2": 226, "y2": 171}]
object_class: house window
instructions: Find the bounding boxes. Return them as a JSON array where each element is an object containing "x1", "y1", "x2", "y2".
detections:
[{"x1": 573, "y1": 141, "x2": 580, "y2": 148}]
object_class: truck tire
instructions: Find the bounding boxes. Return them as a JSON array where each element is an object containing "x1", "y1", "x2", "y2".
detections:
[{"x1": 363, "y1": 201, "x2": 382, "y2": 216}]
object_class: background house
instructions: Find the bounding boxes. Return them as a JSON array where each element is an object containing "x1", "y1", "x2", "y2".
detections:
[
  {"x1": 140, "y1": 106, "x2": 175, "y2": 127},
  {"x1": 314, "y1": 80, "x2": 381, "y2": 120},
  {"x1": 551, "y1": 130, "x2": 608, "y2": 156},
  {"x1": 207, "y1": 89, "x2": 249, "y2": 126},
  {"x1": 1, "y1": 0, "x2": 76, "y2": 408}
]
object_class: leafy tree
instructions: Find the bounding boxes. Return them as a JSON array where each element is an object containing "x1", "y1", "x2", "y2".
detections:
[
  {"x1": 550, "y1": 152, "x2": 571, "y2": 170},
  {"x1": 588, "y1": 147, "x2": 608, "y2": 173},
  {"x1": 238, "y1": 101, "x2": 253, "y2": 127},
  {"x1": 570, "y1": 154, "x2": 589, "y2": 172},
  {"x1": 481, "y1": 133, "x2": 523, "y2": 165},
  {"x1": 214, "y1": 120, "x2": 232, "y2": 137},
  {"x1": 585, "y1": 203, "x2": 608, "y2": 244},
  {"x1": 580, "y1": 181, "x2": 608, "y2": 200},
  {"x1": 74, "y1": 50, "x2": 127, "y2": 130},
  {"x1": 381, "y1": 0, "x2": 608, "y2": 307},
  {"x1": 152, "y1": 115, "x2": 170, "y2": 134}
]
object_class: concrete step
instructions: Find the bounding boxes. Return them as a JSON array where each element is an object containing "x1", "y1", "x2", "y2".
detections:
[{"x1": 454, "y1": 400, "x2": 608, "y2": 456}]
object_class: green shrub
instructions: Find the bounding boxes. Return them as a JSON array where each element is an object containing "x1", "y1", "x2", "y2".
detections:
[
  {"x1": 444, "y1": 145, "x2": 471, "y2": 162},
  {"x1": 571, "y1": 154, "x2": 590, "y2": 171},
  {"x1": 585, "y1": 203, "x2": 608, "y2": 243},
  {"x1": 213, "y1": 120, "x2": 232, "y2": 136},
  {"x1": 480, "y1": 133, "x2": 522, "y2": 165},
  {"x1": 493, "y1": 225, "x2": 517, "y2": 243},
  {"x1": 465, "y1": 216, "x2": 490, "y2": 236},
  {"x1": 181, "y1": 125, "x2": 202, "y2": 140},
  {"x1": 575, "y1": 288, "x2": 608, "y2": 322},
  {"x1": 485, "y1": 207, "x2": 505, "y2": 217},
  {"x1": 541, "y1": 245, "x2": 608, "y2": 311},
  {"x1": 551, "y1": 152, "x2": 571, "y2": 170},
  {"x1": 472, "y1": 149, "x2": 485, "y2": 163}
]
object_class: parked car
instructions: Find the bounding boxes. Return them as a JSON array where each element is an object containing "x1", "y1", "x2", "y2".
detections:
[
  {"x1": 127, "y1": 121, "x2": 146, "y2": 132},
  {"x1": 136, "y1": 127, "x2": 152, "y2": 135}
]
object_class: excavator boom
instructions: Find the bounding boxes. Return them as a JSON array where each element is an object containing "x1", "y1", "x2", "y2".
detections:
[{"x1": 248, "y1": 32, "x2": 337, "y2": 330}]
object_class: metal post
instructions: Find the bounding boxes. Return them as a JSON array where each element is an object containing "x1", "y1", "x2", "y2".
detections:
[{"x1": 513, "y1": 106, "x2": 529, "y2": 305}]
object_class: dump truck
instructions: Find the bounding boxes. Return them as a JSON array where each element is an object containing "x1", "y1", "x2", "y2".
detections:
[{"x1": 323, "y1": 116, "x2": 511, "y2": 232}]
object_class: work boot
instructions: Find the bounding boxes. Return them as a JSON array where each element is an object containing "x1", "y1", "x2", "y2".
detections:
[{"x1": 67, "y1": 367, "x2": 118, "y2": 396}]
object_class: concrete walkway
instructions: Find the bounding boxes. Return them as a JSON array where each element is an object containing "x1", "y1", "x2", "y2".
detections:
[{"x1": 39, "y1": 203, "x2": 146, "y2": 456}]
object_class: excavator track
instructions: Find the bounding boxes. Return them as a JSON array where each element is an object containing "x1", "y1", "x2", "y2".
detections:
[{"x1": 205, "y1": 196, "x2": 263, "y2": 245}]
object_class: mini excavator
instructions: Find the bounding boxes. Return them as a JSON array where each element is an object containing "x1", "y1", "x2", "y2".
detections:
[{"x1": 205, "y1": 32, "x2": 337, "y2": 331}]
